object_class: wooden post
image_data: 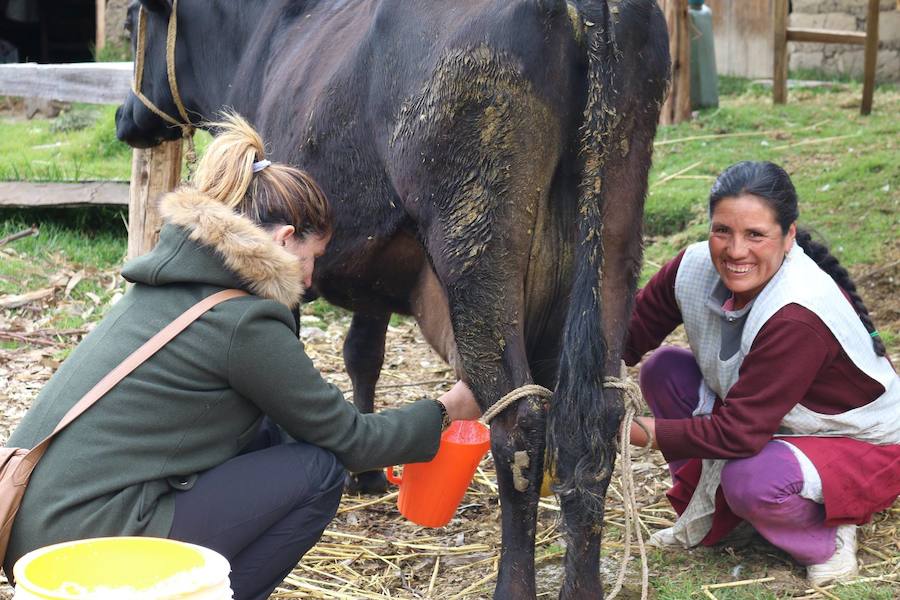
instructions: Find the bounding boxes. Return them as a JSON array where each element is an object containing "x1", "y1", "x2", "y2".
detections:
[
  {"x1": 773, "y1": 0, "x2": 788, "y2": 104},
  {"x1": 127, "y1": 141, "x2": 183, "y2": 260},
  {"x1": 95, "y1": 0, "x2": 106, "y2": 53},
  {"x1": 660, "y1": 0, "x2": 691, "y2": 125},
  {"x1": 860, "y1": 0, "x2": 880, "y2": 116}
]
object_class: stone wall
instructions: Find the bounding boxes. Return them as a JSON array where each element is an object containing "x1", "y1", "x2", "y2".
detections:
[{"x1": 790, "y1": 0, "x2": 900, "y2": 81}]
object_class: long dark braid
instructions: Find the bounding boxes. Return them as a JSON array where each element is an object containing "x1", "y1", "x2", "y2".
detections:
[
  {"x1": 710, "y1": 161, "x2": 885, "y2": 356},
  {"x1": 794, "y1": 228, "x2": 886, "y2": 356}
]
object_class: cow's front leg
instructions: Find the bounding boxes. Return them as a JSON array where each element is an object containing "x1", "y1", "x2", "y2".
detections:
[{"x1": 343, "y1": 311, "x2": 391, "y2": 494}]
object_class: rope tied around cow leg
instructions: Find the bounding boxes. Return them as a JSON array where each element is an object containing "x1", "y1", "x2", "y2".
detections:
[
  {"x1": 480, "y1": 384, "x2": 553, "y2": 425},
  {"x1": 603, "y1": 368, "x2": 649, "y2": 600}
]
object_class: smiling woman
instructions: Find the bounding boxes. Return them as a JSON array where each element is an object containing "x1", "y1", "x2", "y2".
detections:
[{"x1": 622, "y1": 160, "x2": 899, "y2": 588}]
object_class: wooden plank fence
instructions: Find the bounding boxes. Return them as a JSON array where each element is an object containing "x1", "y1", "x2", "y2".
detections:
[
  {"x1": 0, "y1": 61, "x2": 182, "y2": 259},
  {"x1": 0, "y1": 62, "x2": 132, "y2": 104},
  {"x1": 0, "y1": 181, "x2": 128, "y2": 207}
]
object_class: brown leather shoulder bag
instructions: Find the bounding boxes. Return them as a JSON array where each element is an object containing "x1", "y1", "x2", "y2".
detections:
[{"x1": 0, "y1": 289, "x2": 247, "y2": 568}]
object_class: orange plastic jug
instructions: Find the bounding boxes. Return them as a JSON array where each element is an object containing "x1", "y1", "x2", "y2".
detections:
[{"x1": 386, "y1": 420, "x2": 491, "y2": 527}]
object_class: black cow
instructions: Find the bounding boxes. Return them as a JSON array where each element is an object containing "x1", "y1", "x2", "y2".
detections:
[{"x1": 115, "y1": 0, "x2": 669, "y2": 597}]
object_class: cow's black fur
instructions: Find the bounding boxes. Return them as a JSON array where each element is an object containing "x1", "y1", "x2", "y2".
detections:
[{"x1": 116, "y1": 1, "x2": 669, "y2": 597}]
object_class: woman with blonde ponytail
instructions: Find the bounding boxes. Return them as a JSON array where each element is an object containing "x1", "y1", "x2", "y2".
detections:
[{"x1": 4, "y1": 112, "x2": 479, "y2": 599}]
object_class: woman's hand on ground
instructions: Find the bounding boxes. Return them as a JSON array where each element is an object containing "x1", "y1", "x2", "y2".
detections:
[{"x1": 438, "y1": 381, "x2": 482, "y2": 422}]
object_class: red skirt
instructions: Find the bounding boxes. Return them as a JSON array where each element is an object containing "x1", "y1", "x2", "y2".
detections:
[{"x1": 667, "y1": 436, "x2": 900, "y2": 545}]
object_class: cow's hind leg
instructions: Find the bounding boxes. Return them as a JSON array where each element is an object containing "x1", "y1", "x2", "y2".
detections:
[
  {"x1": 343, "y1": 311, "x2": 391, "y2": 494},
  {"x1": 390, "y1": 45, "x2": 567, "y2": 598},
  {"x1": 415, "y1": 199, "x2": 549, "y2": 600}
]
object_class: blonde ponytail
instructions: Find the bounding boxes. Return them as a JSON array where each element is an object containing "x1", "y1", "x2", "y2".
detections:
[
  {"x1": 192, "y1": 111, "x2": 264, "y2": 210},
  {"x1": 189, "y1": 111, "x2": 332, "y2": 238}
]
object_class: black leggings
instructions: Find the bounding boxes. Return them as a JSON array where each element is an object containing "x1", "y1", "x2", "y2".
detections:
[{"x1": 168, "y1": 419, "x2": 345, "y2": 600}]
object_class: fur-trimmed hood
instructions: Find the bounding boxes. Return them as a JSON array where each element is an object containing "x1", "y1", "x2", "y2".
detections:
[{"x1": 122, "y1": 189, "x2": 304, "y2": 308}]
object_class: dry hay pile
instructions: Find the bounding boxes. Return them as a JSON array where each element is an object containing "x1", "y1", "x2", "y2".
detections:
[{"x1": 0, "y1": 252, "x2": 898, "y2": 599}]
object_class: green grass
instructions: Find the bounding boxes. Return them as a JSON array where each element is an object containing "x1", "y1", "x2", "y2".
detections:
[
  {"x1": 0, "y1": 215, "x2": 126, "y2": 339},
  {"x1": 0, "y1": 103, "x2": 211, "y2": 182},
  {"x1": 0, "y1": 104, "x2": 131, "y2": 181},
  {"x1": 644, "y1": 80, "x2": 899, "y2": 280},
  {"x1": 93, "y1": 38, "x2": 132, "y2": 63},
  {"x1": 789, "y1": 67, "x2": 863, "y2": 85},
  {"x1": 0, "y1": 210, "x2": 126, "y2": 270},
  {"x1": 651, "y1": 581, "x2": 897, "y2": 600}
]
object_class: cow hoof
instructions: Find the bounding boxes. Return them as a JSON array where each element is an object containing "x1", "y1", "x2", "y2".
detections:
[{"x1": 346, "y1": 470, "x2": 389, "y2": 495}]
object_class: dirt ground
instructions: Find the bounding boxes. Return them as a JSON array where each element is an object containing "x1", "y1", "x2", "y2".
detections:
[{"x1": 0, "y1": 248, "x2": 898, "y2": 598}]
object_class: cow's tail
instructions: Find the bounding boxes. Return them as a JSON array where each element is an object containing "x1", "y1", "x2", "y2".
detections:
[{"x1": 547, "y1": 0, "x2": 622, "y2": 523}]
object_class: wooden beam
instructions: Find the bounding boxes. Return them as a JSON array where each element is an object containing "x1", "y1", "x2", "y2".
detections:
[
  {"x1": 128, "y1": 142, "x2": 183, "y2": 260},
  {"x1": 786, "y1": 28, "x2": 866, "y2": 45},
  {"x1": 773, "y1": 0, "x2": 788, "y2": 104},
  {"x1": 0, "y1": 181, "x2": 128, "y2": 207},
  {"x1": 659, "y1": 0, "x2": 691, "y2": 125},
  {"x1": 861, "y1": 0, "x2": 880, "y2": 116},
  {"x1": 96, "y1": 0, "x2": 106, "y2": 52},
  {"x1": 0, "y1": 62, "x2": 132, "y2": 104},
  {"x1": 673, "y1": 0, "x2": 692, "y2": 123}
]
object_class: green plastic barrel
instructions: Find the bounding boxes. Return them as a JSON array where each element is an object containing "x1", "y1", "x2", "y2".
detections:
[{"x1": 689, "y1": 1, "x2": 719, "y2": 110}]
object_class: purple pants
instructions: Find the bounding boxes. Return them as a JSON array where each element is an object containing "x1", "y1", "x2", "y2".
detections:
[{"x1": 640, "y1": 347, "x2": 838, "y2": 565}]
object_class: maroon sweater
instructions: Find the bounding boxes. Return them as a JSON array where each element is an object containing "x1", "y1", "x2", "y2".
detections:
[{"x1": 625, "y1": 251, "x2": 886, "y2": 463}]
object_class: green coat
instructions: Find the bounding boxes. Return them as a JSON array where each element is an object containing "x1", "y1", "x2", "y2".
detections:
[{"x1": 5, "y1": 189, "x2": 442, "y2": 568}]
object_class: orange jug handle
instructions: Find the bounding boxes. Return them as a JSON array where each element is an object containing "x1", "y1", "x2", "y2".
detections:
[{"x1": 385, "y1": 466, "x2": 402, "y2": 486}]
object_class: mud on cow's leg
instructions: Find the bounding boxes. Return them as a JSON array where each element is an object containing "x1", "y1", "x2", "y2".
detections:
[
  {"x1": 412, "y1": 196, "x2": 551, "y2": 600},
  {"x1": 343, "y1": 311, "x2": 391, "y2": 494}
]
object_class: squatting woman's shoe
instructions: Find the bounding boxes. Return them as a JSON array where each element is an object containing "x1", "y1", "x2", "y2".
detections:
[
  {"x1": 807, "y1": 524, "x2": 859, "y2": 587},
  {"x1": 647, "y1": 526, "x2": 679, "y2": 547}
]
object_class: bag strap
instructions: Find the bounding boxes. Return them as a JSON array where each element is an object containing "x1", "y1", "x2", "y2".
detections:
[{"x1": 13, "y1": 288, "x2": 249, "y2": 484}]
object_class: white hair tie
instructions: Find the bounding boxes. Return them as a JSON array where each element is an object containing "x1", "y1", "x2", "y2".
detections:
[{"x1": 252, "y1": 159, "x2": 271, "y2": 173}]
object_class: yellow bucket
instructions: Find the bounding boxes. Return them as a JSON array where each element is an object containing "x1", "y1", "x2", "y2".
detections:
[{"x1": 13, "y1": 537, "x2": 232, "y2": 599}]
